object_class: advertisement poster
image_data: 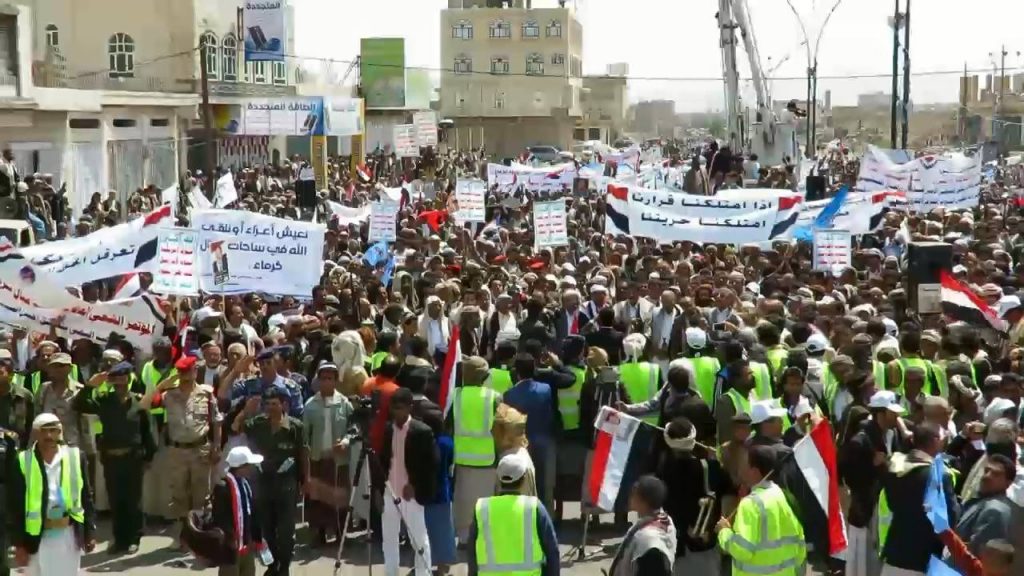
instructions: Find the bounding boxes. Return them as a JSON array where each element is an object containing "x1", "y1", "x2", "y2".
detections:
[
  {"x1": 360, "y1": 38, "x2": 406, "y2": 108},
  {"x1": 243, "y1": 1, "x2": 285, "y2": 62},
  {"x1": 215, "y1": 98, "x2": 325, "y2": 136},
  {"x1": 325, "y1": 98, "x2": 364, "y2": 137}
]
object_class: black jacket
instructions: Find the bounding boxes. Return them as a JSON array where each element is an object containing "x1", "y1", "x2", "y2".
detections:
[
  {"x1": 9, "y1": 445, "x2": 97, "y2": 554},
  {"x1": 382, "y1": 418, "x2": 439, "y2": 505},
  {"x1": 840, "y1": 420, "x2": 908, "y2": 528},
  {"x1": 585, "y1": 327, "x2": 625, "y2": 365},
  {"x1": 880, "y1": 450, "x2": 959, "y2": 572},
  {"x1": 211, "y1": 472, "x2": 262, "y2": 564}
]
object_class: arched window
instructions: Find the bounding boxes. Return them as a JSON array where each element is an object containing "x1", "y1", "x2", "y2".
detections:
[
  {"x1": 108, "y1": 33, "x2": 135, "y2": 78},
  {"x1": 222, "y1": 34, "x2": 237, "y2": 81},
  {"x1": 200, "y1": 32, "x2": 218, "y2": 80},
  {"x1": 546, "y1": 20, "x2": 562, "y2": 38},
  {"x1": 526, "y1": 53, "x2": 544, "y2": 75},
  {"x1": 489, "y1": 20, "x2": 510, "y2": 39},
  {"x1": 522, "y1": 21, "x2": 540, "y2": 38},
  {"x1": 452, "y1": 21, "x2": 473, "y2": 40},
  {"x1": 45, "y1": 24, "x2": 59, "y2": 48}
]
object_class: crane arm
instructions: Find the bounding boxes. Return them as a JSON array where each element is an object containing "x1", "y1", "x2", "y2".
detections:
[{"x1": 730, "y1": 0, "x2": 770, "y2": 114}]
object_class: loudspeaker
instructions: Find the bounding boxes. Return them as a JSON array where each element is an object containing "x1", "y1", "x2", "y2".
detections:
[
  {"x1": 905, "y1": 241, "x2": 953, "y2": 314},
  {"x1": 295, "y1": 178, "x2": 316, "y2": 210},
  {"x1": 805, "y1": 176, "x2": 827, "y2": 201}
]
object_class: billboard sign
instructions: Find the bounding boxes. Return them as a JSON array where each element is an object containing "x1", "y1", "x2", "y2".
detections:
[
  {"x1": 360, "y1": 38, "x2": 406, "y2": 108},
  {"x1": 243, "y1": 1, "x2": 285, "y2": 62}
]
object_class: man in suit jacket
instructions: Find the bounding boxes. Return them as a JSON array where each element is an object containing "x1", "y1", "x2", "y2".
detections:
[
  {"x1": 381, "y1": 388, "x2": 438, "y2": 576},
  {"x1": 586, "y1": 307, "x2": 626, "y2": 365},
  {"x1": 649, "y1": 290, "x2": 686, "y2": 362},
  {"x1": 613, "y1": 281, "x2": 655, "y2": 335},
  {"x1": 553, "y1": 289, "x2": 591, "y2": 354}
]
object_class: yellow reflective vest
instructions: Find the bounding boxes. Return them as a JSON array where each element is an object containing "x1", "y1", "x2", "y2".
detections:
[
  {"x1": 750, "y1": 361, "x2": 773, "y2": 400},
  {"x1": 876, "y1": 454, "x2": 958, "y2": 557},
  {"x1": 558, "y1": 367, "x2": 586, "y2": 431},
  {"x1": 690, "y1": 356, "x2": 721, "y2": 409},
  {"x1": 369, "y1": 351, "x2": 389, "y2": 373},
  {"x1": 141, "y1": 361, "x2": 176, "y2": 417},
  {"x1": 453, "y1": 386, "x2": 500, "y2": 467},
  {"x1": 16, "y1": 365, "x2": 81, "y2": 396},
  {"x1": 19, "y1": 446, "x2": 86, "y2": 535},
  {"x1": 766, "y1": 346, "x2": 789, "y2": 378},
  {"x1": 725, "y1": 388, "x2": 752, "y2": 417},
  {"x1": 620, "y1": 362, "x2": 660, "y2": 425},
  {"x1": 718, "y1": 480, "x2": 807, "y2": 576},
  {"x1": 475, "y1": 494, "x2": 544, "y2": 576},
  {"x1": 489, "y1": 368, "x2": 513, "y2": 395}
]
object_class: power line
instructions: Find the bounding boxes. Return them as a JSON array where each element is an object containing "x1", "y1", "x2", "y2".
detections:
[{"x1": 67, "y1": 47, "x2": 200, "y2": 80}]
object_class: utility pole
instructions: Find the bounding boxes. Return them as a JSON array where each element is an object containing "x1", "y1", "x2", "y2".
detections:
[
  {"x1": 200, "y1": 40, "x2": 216, "y2": 197},
  {"x1": 959, "y1": 61, "x2": 968, "y2": 143},
  {"x1": 900, "y1": 0, "x2": 911, "y2": 150},
  {"x1": 999, "y1": 45, "x2": 1007, "y2": 155},
  {"x1": 890, "y1": 0, "x2": 900, "y2": 149}
]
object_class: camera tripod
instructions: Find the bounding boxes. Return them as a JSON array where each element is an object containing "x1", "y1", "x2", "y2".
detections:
[{"x1": 333, "y1": 434, "x2": 376, "y2": 576}]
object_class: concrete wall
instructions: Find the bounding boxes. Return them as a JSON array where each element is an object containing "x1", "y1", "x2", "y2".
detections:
[{"x1": 455, "y1": 114, "x2": 575, "y2": 158}]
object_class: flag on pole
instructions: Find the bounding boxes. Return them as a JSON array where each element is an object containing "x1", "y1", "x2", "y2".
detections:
[
  {"x1": 779, "y1": 418, "x2": 848, "y2": 556},
  {"x1": 438, "y1": 324, "x2": 461, "y2": 419},
  {"x1": 586, "y1": 407, "x2": 657, "y2": 512},
  {"x1": 940, "y1": 270, "x2": 1009, "y2": 333},
  {"x1": 924, "y1": 454, "x2": 950, "y2": 533}
]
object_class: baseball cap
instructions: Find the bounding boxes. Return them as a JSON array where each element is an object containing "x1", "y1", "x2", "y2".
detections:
[
  {"x1": 868, "y1": 390, "x2": 906, "y2": 414},
  {"x1": 750, "y1": 400, "x2": 787, "y2": 425},
  {"x1": 48, "y1": 353, "x2": 72, "y2": 366},
  {"x1": 685, "y1": 327, "x2": 708, "y2": 350},
  {"x1": 496, "y1": 453, "x2": 529, "y2": 484},
  {"x1": 225, "y1": 446, "x2": 264, "y2": 469},
  {"x1": 805, "y1": 333, "x2": 829, "y2": 354}
]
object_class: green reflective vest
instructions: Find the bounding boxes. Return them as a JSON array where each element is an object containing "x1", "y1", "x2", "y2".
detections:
[
  {"x1": 620, "y1": 362, "x2": 660, "y2": 425},
  {"x1": 930, "y1": 362, "x2": 950, "y2": 399},
  {"x1": 370, "y1": 351, "x2": 389, "y2": 373},
  {"x1": 896, "y1": 357, "x2": 939, "y2": 397},
  {"x1": 877, "y1": 456, "x2": 957, "y2": 557},
  {"x1": 19, "y1": 446, "x2": 85, "y2": 535},
  {"x1": 489, "y1": 368, "x2": 513, "y2": 395},
  {"x1": 822, "y1": 363, "x2": 839, "y2": 407},
  {"x1": 750, "y1": 361, "x2": 773, "y2": 400},
  {"x1": 453, "y1": 386, "x2": 499, "y2": 467},
  {"x1": 717, "y1": 481, "x2": 806, "y2": 576},
  {"x1": 142, "y1": 361, "x2": 176, "y2": 417},
  {"x1": 17, "y1": 365, "x2": 81, "y2": 396},
  {"x1": 873, "y1": 361, "x2": 887, "y2": 391},
  {"x1": 690, "y1": 356, "x2": 721, "y2": 409},
  {"x1": 766, "y1": 347, "x2": 789, "y2": 378},
  {"x1": 726, "y1": 388, "x2": 752, "y2": 417},
  {"x1": 475, "y1": 495, "x2": 544, "y2": 576},
  {"x1": 557, "y1": 367, "x2": 586, "y2": 431},
  {"x1": 91, "y1": 374, "x2": 140, "y2": 435}
]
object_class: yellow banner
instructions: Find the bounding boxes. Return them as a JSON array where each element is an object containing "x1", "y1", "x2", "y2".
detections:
[{"x1": 311, "y1": 135, "x2": 328, "y2": 192}]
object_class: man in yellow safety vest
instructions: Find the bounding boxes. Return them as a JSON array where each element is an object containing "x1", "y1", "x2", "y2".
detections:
[
  {"x1": 619, "y1": 334, "x2": 661, "y2": 426},
  {"x1": 468, "y1": 453, "x2": 559, "y2": 576},
  {"x1": 682, "y1": 328, "x2": 721, "y2": 409},
  {"x1": 450, "y1": 356, "x2": 501, "y2": 543},
  {"x1": 11, "y1": 413, "x2": 96, "y2": 574},
  {"x1": 716, "y1": 445, "x2": 807, "y2": 576},
  {"x1": 715, "y1": 360, "x2": 757, "y2": 446}
]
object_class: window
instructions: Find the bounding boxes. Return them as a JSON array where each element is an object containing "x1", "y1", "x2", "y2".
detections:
[
  {"x1": 112, "y1": 118, "x2": 137, "y2": 128},
  {"x1": 588, "y1": 127, "x2": 602, "y2": 141},
  {"x1": 526, "y1": 53, "x2": 544, "y2": 76},
  {"x1": 200, "y1": 32, "x2": 218, "y2": 80},
  {"x1": 489, "y1": 20, "x2": 510, "y2": 39},
  {"x1": 490, "y1": 57, "x2": 509, "y2": 75},
  {"x1": 253, "y1": 61, "x2": 268, "y2": 83},
  {"x1": 273, "y1": 61, "x2": 286, "y2": 85},
  {"x1": 494, "y1": 91, "x2": 505, "y2": 110},
  {"x1": 150, "y1": 118, "x2": 170, "y2": 127},
  {"x1": 108, "y1": 33, "x2": 135, "y2": 78},
  {"x1": 244, "y1": 61, "x2": 251, "y2": 82},
  {"x1": 546, "y1": 20, "x2": 562, "y2": 37},
  {"x1": 45, "y1": 24, "x2": 59, "y2": 48},
  {"x1": 455, "y1": 92, "x2": 465, "y2": 109},
  {"x1": 222, "y1": 34, "x2": 237, "y2": 81},
  {"x1": 454, "y1": 55, "x2": 472, "y2": 75},
  {"x1": 452, "y1": 21, "x2": 473, "y2": 40},
  {"x1": 69, "y1": 118, "x2": 101, "y2": 129},
  {"x1": 522, "y1": 20, "x2": 540, "y2": 38},
  {"x1": 551, "y1": 53, "x2": 565, "y2": 65}
]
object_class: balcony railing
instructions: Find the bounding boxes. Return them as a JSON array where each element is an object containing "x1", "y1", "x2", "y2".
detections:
[{"x1": 33, "y1": 61, "x2": 195, "y2": 93}]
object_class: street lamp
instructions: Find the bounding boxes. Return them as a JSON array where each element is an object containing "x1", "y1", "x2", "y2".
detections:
[{"x1": 785, "y1": 0, "x2": 846, "y2": 158}]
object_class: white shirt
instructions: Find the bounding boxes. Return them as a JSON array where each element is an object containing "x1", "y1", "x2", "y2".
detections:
[
  {"x1": 321, "y1": 394, "x2": 336, "y2": 458},
  {"x1": 658, "y1": 310, "x2": 676, "y2": 347},
  {"x1": 429, "y1": 319, "x2": 447, "y2": 353},
  {"x1": 44, "y1": 450, "x2": 64, "y2": 517}
]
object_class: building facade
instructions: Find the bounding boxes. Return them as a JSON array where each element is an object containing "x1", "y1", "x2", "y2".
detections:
[
  {"x1": 439, "y1": 0, "x2": 583, "y2": 158},
  {"x1": 578, "y1": 72, "x2": 627, "y2": 145}
]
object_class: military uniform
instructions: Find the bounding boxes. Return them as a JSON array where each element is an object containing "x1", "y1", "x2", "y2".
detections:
[
  {"x1": 0, "y1": 383, "x2": 33, "y2": 448},
  {"x1": 243, "y1": 413, "x2": 306, "y2": 575},
  {"x1": 162, "y1": 383, "x2": 219, "y2": 519},
  {"x1": 72, "y1": 378, "x2": 156, "y2": 552},
  {"x1": 0, "y1": 428, "x2": 17, "y2": 576}
]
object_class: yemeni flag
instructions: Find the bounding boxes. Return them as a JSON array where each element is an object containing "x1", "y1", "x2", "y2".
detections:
[
  {"x1": 779, "y1": 419, "x2": 848, "y2": 557},
  {"x1": 112, "y1": 273, "x2": 142, "y2": 300},
  {"x1": 438, "y1": 324, "x2": 461, "y2": 419},
  {"x1": 586, "y1": 407, "x2": 657, "y2": 511},
  {"x1": 605, "y1": 183, "x2": 630, "y2": 236},
  {"x1": 769, "y1": 193, "x2": 803, "y2": 239},
  {"x1": 940, "y1": 270, "x2": 1009, "y2": 333}
]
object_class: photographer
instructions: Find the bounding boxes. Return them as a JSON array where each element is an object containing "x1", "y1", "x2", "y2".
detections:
[{"x1": 302, "y1": 362, "x2": 354, "y2": 547}]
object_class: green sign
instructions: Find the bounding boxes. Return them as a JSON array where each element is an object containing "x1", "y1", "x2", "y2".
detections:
[{"x1": 361, "y1": 38, "x2": 406, "y2": 108}]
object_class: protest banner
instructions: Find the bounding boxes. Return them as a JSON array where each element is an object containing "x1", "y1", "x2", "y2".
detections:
[
  {"x1": 812, "y1": 229, "x2": 853, "y2": 274},
  {"x1": 243, "y1": 0, "x2": 285, "y2": 61},
  {"x1": 414, "y1": 111, "x2": 438, "y2": 147},
  {"x1": 486, "y1": 163, "x2": 577, "y2": 193},
  {"x1": 369, "y1": 200, "x2": 399, "y2": 243},
  {"x1": 393, "y1": 124, "x2": 419, "y2": 157},
  {"x1": 151, "y1": 228, "x2": 199, "y2": 296},
  {"x1": 193, "y1": 210, "x2": 324, "y2": 296},
  {"x1": 856, "y1": 145, "x2": 981, "y2": 211},
  {"x1": 214, "y1": 172, "x2": 239, "y2": 207},
  {"x1": 20, "y1": 204, "x2": 172, "y2": 287},
  {"x1": 454, "y1": 179, "x2": 487, "y2": 223},
  {"x1": 326, "y1": 202, "x2": 371, "y2": 226},
  {"x1": 534, "y1": 200, "x2": 568, "y2": 249}
]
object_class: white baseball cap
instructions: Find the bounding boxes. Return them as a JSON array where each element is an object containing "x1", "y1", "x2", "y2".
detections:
[
  {"x1": 685, "y1": 327, "x2": 708, "y2": 349},
  {"x1": 805, "y1": 333, "x2": 829, "y2": 354},
  {"x1": 793, "y1": 397, "x2": 815, "y2": 419},
  {"x1": 868, "y1": 390, "x2": 906, "y2": 414},
  {"x1": 225, "y1": 446, "x2": 264, "y2": 469},
  {"x1": 750, "y1": 400, "x2": 787, "y2": 425},
  {"x1": 882, "y1": 317, "x2": 899, "y2": 338},
  {"x1": 496, "y1": 453, "x2": 529, "y2": 483}
]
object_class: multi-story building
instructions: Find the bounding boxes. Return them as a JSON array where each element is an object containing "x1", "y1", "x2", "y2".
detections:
[
  {"x1": 440, "y1": 0, "x2": 583, "y2": 158},
  {"x1": 0, "y1": 0, "x2": 299, "y2": 217},
  {"x1": 631, "y1": 100, "x2": 675, "y2": 139},
  {"x1": 577, "y1": 64, "x2": 628, "y2": 145}
]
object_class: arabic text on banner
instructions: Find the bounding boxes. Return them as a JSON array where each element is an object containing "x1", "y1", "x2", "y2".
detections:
[
  {"x1": 393, "y1": 124, "x2": 420, "y2": 158},
  {"x1": 855, "y1": 145, "x2": 981, "y2": 211},
  {"x1": 325, "y1": 98, "x2": 364, "y2": 137},
  {"x1": 236, "y1": 98, "x2": 325, "y2": 136},
  {"x1": 20, "y1": 205, "x2": 172, "y2": 287},
  {"x1": 454, "y1": 179, "x2": 487, "y2": 223},
  {"x1": 812, "y1": 229, "x2": 853, "y2": 273},
  {"x1": 193, "y1": 210, "x2": 325, "y2": 297},
  {"x1": 243, "y1": 1, "x2": 285, "y2": 62},
  {"x1": 486, "y1": 163, "x2": 577, "y2": 193},
  {"x1": 413, "y1": 111, "x2": 438, "y2": 147},
  {"x1": 151, "y1": 228, "x2": 199, "y2": 296},
  {"x1": 534, "y1": 201, "x2": 568, "y2": 249},
  {"x1": 368, "y1": 201, "x2": 399, "y2": 243}
]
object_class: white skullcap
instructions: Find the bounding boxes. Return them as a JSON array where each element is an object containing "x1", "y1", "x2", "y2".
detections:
[
  {"x1": 622, "y1": 333, "x2": 647, "y2": 361},
  {"x1": 32, "y1": 413, "x2": 62, "y2": 430}
]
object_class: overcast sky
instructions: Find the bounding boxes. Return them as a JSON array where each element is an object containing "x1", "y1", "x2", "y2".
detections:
[{"x1": 294, "y1": 0, "x2": 1024, "y2": 112}]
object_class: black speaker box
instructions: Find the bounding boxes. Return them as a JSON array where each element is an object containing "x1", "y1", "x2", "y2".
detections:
[{"x1": 905, "y1": 241, "x2": 953, "y2": 313}]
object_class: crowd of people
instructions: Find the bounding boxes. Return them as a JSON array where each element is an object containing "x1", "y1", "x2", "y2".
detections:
[{"x1": 0, "y1": 140, "x2": 1023, "y2": 576}]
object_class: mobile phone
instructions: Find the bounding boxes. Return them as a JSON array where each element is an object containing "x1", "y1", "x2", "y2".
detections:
[
  {"x1": 713, "y1": 322, "x2": 726, "y2": 331},
  {"x1": 248, "y1": 26, "x2": 268, "y2": 50},
  {"x1": 302, "y1": 113, "x2": 319, "y2": 133}
]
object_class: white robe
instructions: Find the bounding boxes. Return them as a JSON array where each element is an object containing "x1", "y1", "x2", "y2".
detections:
[{"x1": 29, "y1": 451, "x2": 82, "y2": 576}]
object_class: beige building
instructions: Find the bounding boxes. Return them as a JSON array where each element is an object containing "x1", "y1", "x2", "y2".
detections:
[
  {"x1": 439, "y1": 0, "x2": 583, "y2": 157},
  {"x1": 0, "y1": 0, "x2": 299, "y2": 216},
  {"x1": 578, "y1": 71, "x2": 628, "y2": 145}
]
